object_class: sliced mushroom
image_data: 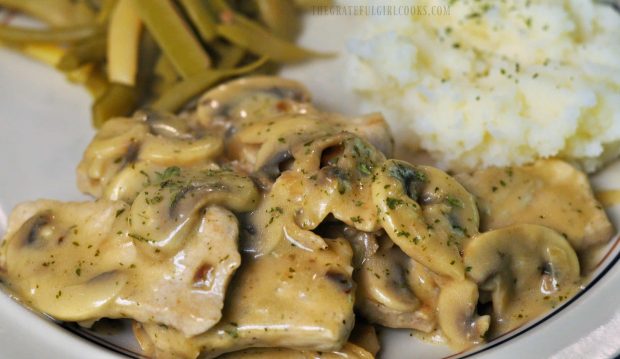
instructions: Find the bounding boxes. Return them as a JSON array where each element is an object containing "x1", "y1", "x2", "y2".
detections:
[
  {"x1": 229, "y1": 113, "x2": 339, "y2": 181},
  {"x1": 228, "y1": 112, "x2": 393, "y2": 186},
  {"x1": 355, "y1": 237, "x2": 437, "y2": 333},
  {"x1": 137, "y1": 110, "x2": 202, "y2": 140},
  {"x1": 437, "y1": 280, "x2": 490, "y2": 349},
  {"x1": 357, "y1": 242, "x2": 420, "y2": 313},
  {"x1": 103, "y1": 162, "x2": 162, "y2": 203},
  {"x1": 290, "y1": 133, "x2": 386, "y2": 233},
  {"x1": 102, "y1": 162, "x2": 221, "y2": 204},
  {"x1": 77, "y1": 118, "x2": 149, "y2": 197},
  {"x1": 0, "y1": 200, "x2": 135, "y2": 321},
  {"x1": 247, "y1": 133, "x2": 385, "y2": 255},
  {"x1": 104, "y1": 162, "x2": 224, "y2": 204},
  {"x1": 195, "y1": 76, "x2": 314, "y2": 128},
  {"x1": 342, "y1": 225, "x2": 380, "y2": 268},
  {"x1": 134, "y1": 238, "x2": 356, "y2": 358},
  {"x1": 456, "y1": 159, "x2": 614, "y2": 266},
  {"x1": 292, "y1": 132, "x2": 386, "y2": 177},
  {"x1": 128, "y1": 167, "x2": 259, "y2": 256},
  {"x1": 77, "y1": 112, "x2": 224, "y2": 199},
  {"x1": 136, "y1": 110, "x2": 224, "y2": 167},
  {"x1": 372, "y1": 160, "x2": 479, "y2": 279},
  {"x1": 332, "y1": 111, "x2": 394, "y2": 158},
  {"x1": 138, "y1": 134, "x2": 223, "y2": 167},
  {"x1": 464, "y1": 224, "x2": 581, "y2": 336},
  {"x1": 356, "y1": 297, "x2": 435, "y2": 333}
]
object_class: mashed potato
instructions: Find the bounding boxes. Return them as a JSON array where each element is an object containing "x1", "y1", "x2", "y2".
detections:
[{"x1": 346, "y1": 0, "x2": 620, "y2": 172}]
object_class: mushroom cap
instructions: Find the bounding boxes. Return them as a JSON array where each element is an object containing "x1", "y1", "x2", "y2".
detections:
[
  {"x1": 247, "y1": 133, "x2": 386, "y2": 255},
  {"x1": 77, "y1": 118, "x2": 149, "y2": 197},
  {"x1": 356, "y1": 241, "x2": 420, "y2": 313},
  {"x1": 128, "y1": 167, "x2": 259, "y2": 256},
  {"x1": 229, "y1": 111, "x2": 392, "y2": 190},
  {"x1": 344, "y1": 112, "x2": 394, "y2": 158},
  {"x1": 356, "y1": 296, "x2": 436, "y2": 333},
  {"x1": 138, "y1": 134, "x2": 223, "y2": 167},
  {"x1": 355, "y1": 237, "x2": 438, "y2": 332},
  {"x1": 437, "y1": 279, "x2": 490, "y2": 349},
  {"x1": 464, "y1": 224, "x2": 581, "y2": 335},
  {"x1": 342, "y1": 226, "x2": 379, "y2": 268},
  {"x1": 372, "y1": 160, "x2": 479, "y2": 279},
  {"x1": 77, "y1": 112, "x2": 224, "y2": 199},
  {"x1": 103, "y1": 162, "x2": 164, "y2": 203},
  {"x1": 291, "y1": 132, "x2": 385, "y2": 233},
  {"x1": 103, "y1": 162, "x2": 223, "y2": 205},
  {"x1": 230, "y1": 113, "x2": 339, "y2": 187},
  {"x1": 195, "y1": 76, "x2": 313, "y2": 128}
]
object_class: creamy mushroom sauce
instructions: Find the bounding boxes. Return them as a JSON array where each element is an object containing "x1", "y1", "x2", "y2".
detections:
[
  {"x1": 456, "y1": 160, "x2": 614, "y2": 271},
  {"x1": 0, "y1": 76, "x2": 615, "y2": 358}
]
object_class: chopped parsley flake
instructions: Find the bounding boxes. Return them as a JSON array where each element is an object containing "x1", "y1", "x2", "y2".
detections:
[
  {"x1": 156, "y1": 166, "x2": 181, "y2": 182},
  {"x1": 386, "y1": 197, "x2": 404, "y2": 210},
  {"x1": 445, "y1": 196, "x2": 464, "y2": 208},
  {"x1": 358, "y1": 162, "x2": 372, "y2": 175},
  {"x1": 396, "y1": 230, "x2": 410, "y2": 238}
]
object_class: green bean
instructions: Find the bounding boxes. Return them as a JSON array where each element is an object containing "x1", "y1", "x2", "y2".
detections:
[
  {"x1": 0, "y1": 24, "x2": 102, "y2": 43},
  {"x1": 153, "y1": 54, "x2": 179, "y2": 96},
  {"x1": 96, "y1": 0, "x2": 120, "y2": 24},
  {"x1": 92, "y1": 83, "x2": 138, "y2": 128},
  {"x1": 56, "y1": 36, "x2": 106, "y2": 71},
  {"x1": 178, "y1": 0, "x2": 217, "y2": 42},
  {"x1": 0, "y1": 0, "x2": 97, "y2": 26},
  {"x1": 1, "y1": 0, "x2": 328, "y2": 128},
  {"x1": 65, "y1": 63, "x2": 95, "y2": 84},
  {"x1": 133, "y1": 0, "x2": 211, "y2": 79},
  {"x1": 216, "y1": 22, "x2": 326, "y2": 63},
  {"x1": 84, "y1": 68, "x2": 109, "y2": 98},
  {"x1": 135, "y1": 30, "x2": 160, "y2": 99},
  {"x1": 208, "y1": 0, "x2": 231, "y2": 13},
  {"x1": 151, "y1": 56, "x2": 268, "y2": 113},
  {"x1": 214, "y1": 8, "x2": 329, "y2": 63},
  {"x1": 256, "y1": 0, "x2": 300, "y2": 40},
  {"x1": 214, "y1": 43, "x2": 246, "y2": 69},
  {"x1": 107, "y1": 0, "x2": 142, "y2": 86}
]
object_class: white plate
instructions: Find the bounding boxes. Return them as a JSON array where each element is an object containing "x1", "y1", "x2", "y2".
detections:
[{"x1": 1, "y1": 10, "x2": 620, "y2": 359}]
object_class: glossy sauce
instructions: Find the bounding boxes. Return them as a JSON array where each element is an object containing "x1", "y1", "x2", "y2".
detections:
[
  {"x1": 0, "y1": 77, "x2": 616, "y2": 358},
  {"x1": 457, "y1": 159, "x2": 614, "y2": 254}
]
